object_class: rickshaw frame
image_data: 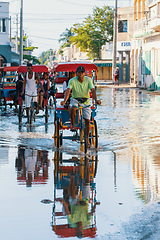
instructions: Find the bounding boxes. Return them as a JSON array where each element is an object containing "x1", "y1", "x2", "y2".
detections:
[
  {"x1": 53, "y1": 62, "x2": 98, "y2": 153},
  {"x1": 17, "y1": 65, "x2": 49, "y2": 125},
  {"x1": 0, "y1": 66, "x2": 19, "y2": 109}
]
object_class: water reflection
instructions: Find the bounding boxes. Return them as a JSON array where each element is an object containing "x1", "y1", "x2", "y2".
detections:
[
  {"x1": 52, "y1": 151, "x2": 99, "y2": 238},
  {"x1": 131, "y1": 144, "x2": 160, "y2": 204},
  {"x1": 15, "y1": 145, "x2": 49, "y2": 187}
]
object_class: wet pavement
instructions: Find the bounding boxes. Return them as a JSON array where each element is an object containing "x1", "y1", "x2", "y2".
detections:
[{"x1": 1, "y1": 87, "x2": 160, "y2": 239}]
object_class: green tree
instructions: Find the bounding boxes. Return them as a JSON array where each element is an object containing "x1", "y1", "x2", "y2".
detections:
[
  {"x1": 23, "y1": 55, "x2": 40, "y2": 64},
  {"x1": 59, "y1": 28, "x2": 74, "y2": 49},
  {"x1": 11, "y1": 35, "x2": 39, "y2": 64},
  {"x1": 39, "y1": 49, "x2": 55, "y2": 65},
  {"x1": 70, "y1": 6, "x2": 113, "y2": 59}
]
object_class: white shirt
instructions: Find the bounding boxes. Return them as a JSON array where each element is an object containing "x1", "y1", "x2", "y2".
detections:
[{"x1": 26, "y1": 72, "x2": 37, "y2": 96}]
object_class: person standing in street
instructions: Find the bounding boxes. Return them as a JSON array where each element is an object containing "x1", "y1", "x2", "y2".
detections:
[
  {"x1": 21, "y1": 63, "x2": 44, "y2": 124},
  {"x1": 114, "y1": 67, "x2": 119, "y2": 85}
]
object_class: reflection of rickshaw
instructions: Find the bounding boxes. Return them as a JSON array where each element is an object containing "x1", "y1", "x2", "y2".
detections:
[
  {"x1": 51, "y1": 151, "x2": 99, "y2": 238},
  {"x1": 0, "y1": 66, "x2": 19, "y2": 109},
  {"x1": 15, "y1": 146, "x2": 49, "y2": 187},
  {"x1": 53, "y1": 62, "x2": 98, "y2": 153},
  {"x1": 17, "y1": 65, "x2": 49, "y2": 124}
]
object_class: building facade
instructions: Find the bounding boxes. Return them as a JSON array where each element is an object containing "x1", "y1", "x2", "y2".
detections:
[
  {"x1": 117, "y1": 7, "x2": 134, "y2": 82},
  {"x1": 0, "y1": 1, "x2": 19, "y2": 66},
  {"x1": 132, "y1": 0, "x2": 160, "y2": 89}
]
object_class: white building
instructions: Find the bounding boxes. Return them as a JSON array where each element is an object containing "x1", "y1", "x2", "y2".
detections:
[
  {"x1": 0, "y1": 1, "x2": 19, "y2": 66},
  {"x1": 132, "y1": 0, "x2": 160, "y2": 89}
]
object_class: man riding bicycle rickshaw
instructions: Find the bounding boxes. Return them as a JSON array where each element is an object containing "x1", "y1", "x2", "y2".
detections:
[{"x1": 61, "y1": 65, "x2": 101, "y2": 148}]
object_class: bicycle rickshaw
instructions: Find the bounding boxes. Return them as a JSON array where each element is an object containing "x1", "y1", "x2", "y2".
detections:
[
  {"x1": 17, "y1": 65, "x2": 49, "y2": 125},
  {"x1": 53, "y1": 62, "x2": 98, "y2": 153},
  {"x1": 52, "y1": 151, "x2": 99, "y2": 238},
  {"x1": 0, "y1": 66, "x2": 19, "y2": 109}
]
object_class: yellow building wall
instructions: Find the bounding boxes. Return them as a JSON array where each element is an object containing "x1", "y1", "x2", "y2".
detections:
[{"x1": 97, "y1": 66, "x2": 112, "y2": 80}]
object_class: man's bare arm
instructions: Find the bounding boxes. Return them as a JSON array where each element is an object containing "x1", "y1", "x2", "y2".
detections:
[
  {"x1": 91, "y1": 88, "x2": 101, "y2": 105},
  {"x1": 21, "y1": 73, "x2": 26, "y2": 94},
  {"x1": 61, "y1": 88, "x2": 71, "y2": 106},
  {"x1": 58, "y1": 199, "x2": 70, "y2": 215},
  {"x1": 36, "y1": 73, "x2": 44, "y2": 93}
]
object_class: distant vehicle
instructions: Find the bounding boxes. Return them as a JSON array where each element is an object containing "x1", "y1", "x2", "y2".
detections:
[
  {"x1": 17, "y1": 65, "x2": 49, "y2": 125},
  {"x1": 0, "y1": 66, "x2": 19, "y2": 109}
]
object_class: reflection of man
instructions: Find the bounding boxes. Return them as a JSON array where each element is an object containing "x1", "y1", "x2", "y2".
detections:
[
  {"x1": 61, "y1": 66, "x2": 101, "y2": 147},
  {"x1": 25, "y1": 148, "x2": 37, "y2": 187},
  {"x1": 58, "y1": 159, "x2": 100, "y2": 238}
]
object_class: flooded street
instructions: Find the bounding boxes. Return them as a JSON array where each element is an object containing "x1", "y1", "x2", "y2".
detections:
[{"x1": 1, "y1": 87, "x2": 160, "y2": 239}]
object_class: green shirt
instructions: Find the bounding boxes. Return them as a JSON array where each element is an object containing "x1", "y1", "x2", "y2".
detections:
[
  {"x1": 68, "y1": 76, "x2": 94, "y2": 105},
  {"x1": 67, "y1": 200, "x2": 91, "y2": 229}
]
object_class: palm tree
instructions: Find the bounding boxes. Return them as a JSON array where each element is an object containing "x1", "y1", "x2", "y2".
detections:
[{"x1": 59, "y1": 28, "x2": 74, "y2": 48}]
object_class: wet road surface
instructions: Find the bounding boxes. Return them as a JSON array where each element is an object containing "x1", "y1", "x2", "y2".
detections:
[{"x1": 1, "y1": 87, "x2": 160, "y2": 239}]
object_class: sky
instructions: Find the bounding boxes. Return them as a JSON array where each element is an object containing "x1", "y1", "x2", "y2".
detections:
[{"x1": 4, "y1": 0, "x2": 133, "y2": 57}]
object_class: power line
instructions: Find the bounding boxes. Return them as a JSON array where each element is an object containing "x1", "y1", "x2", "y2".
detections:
[{"x1": 29, "y1": 35, "x2": 59, "y2": 40}]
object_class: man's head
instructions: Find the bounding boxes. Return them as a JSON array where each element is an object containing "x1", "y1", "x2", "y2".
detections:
[
  {"x1": 27, "y1": 63, "x2": 33, "y2": 73},
  {"x1": 76, "y1": 66, "x2": 85, "y2": 82},
  {"x1": 43, "y1": 72, "x2": 48, "y2": 80}
]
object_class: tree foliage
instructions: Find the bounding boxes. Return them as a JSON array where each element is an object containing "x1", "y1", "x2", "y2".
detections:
[
  {"x1": 39, "y1": 49, "x2": 55, "y2": 65},
  {"x1": 59, "y1": 6, "x2": 113, "y2": 59},
  {"x1": 23, "y1": 55, "x2": 40, "y2": 64},
  {"x1": 72, "y1": 6, "x2": 113, "y2": 59},
  {"x1": 59, "y1": 28, "x2": 74, "y2": 48}
]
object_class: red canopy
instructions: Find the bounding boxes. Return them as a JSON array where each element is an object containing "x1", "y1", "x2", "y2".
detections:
[
  {"x1": 18, "y1": 65, "x2": 48, "y2": 73},
  {"x1": 3, "y1": 66, "x2": 19, "y2": 72},
  {"x1": 53, "y1": 62, "x2": 98, "y2": 72}
]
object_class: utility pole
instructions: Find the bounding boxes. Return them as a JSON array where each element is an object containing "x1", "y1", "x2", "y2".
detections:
[
  {"x1": 16, "y1": 14, "x2": 18, "y2": 54},
  {"x1": 10, "y1": 16, "x2": 11, "y2": 42},
  {"x1": 99, "y1": 39, "x2": 101, "y2": 59},
  {"x1": 112, "y1": 0, "x2": 118, "y2": 82},
  {"x1": 20, "y1": 0, "x2": 23, "y2": 65}
]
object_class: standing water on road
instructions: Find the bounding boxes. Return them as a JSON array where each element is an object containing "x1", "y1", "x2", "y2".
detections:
[{"x1": 0, "y1": 87, "x2": 160, "y2": 239}]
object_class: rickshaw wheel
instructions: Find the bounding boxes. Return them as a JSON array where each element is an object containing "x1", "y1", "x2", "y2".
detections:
[
  {"x1": 54, "y1": 119, "x2": 60, "y2": 148},
  {"x1": 45, "y1": 105, "x2": 48, "y2": 124},
  {"x1": 29, "y1": 108, "x2": 34, "y2": 125},
  {"x1": 80, "y1": 118, "x2": 87, "y2": 153},
  {"x1": 90, "y1": 120, "x2": 98, "y2": 148},
  {"x1": 18, "y1": 105, "x2": 22, "y2": 124},
  {"x1": 84, "y1": 128, "x2": 87, "y2": 153},
  {"x1": 80, "y1": 127, "x2": 84, "y2": 152},
  {"x1": 60, "y1": 131, "x2": 63, "y2": 146},
  {"x1": 94, "y1": 155, "x2": 98, "y2": 178}
]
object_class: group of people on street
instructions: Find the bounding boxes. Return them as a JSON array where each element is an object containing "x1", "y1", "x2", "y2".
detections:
[
  {"x1": 9, "y1": 63, "x2": 54, "y2": 124},
  {"x1": 8, "y1": 63, "x2": 101, "y2": 147}
]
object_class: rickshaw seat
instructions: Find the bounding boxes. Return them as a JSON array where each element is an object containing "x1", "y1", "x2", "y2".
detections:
[
  {"x1": 55, "y1": 77, "x2": 69, "y2": 84},
  {"x1": 55, "y1": 92, "x2": 64, "y2": 98}
]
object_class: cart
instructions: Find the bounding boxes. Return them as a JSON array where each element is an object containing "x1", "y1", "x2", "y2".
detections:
[
  {"x1": 17, "y1": 65, "x2": 50, "y2": 124},
  {"x1": 53, "y1": 62, "x2": 98, "y2": 153},
  {"x1": 0, "y1": 66, "x2": 19, "y2": 109}
]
